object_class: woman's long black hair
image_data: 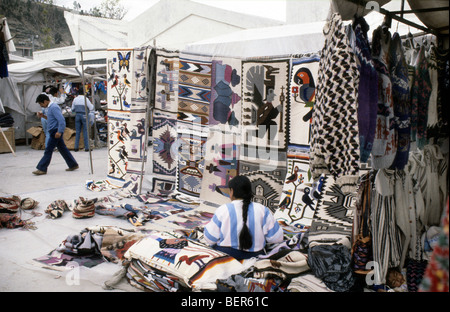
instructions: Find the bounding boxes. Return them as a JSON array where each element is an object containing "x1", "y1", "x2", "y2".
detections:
[{"x1": 228, "y1": 175, "x2": 253, "y2": 250}]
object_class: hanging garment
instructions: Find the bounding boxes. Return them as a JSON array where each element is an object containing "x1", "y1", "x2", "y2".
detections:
[
  {"x1": 405, "y1": 154, "x2": 426, "y2": 261},
  {"x1": 435, "y1": 47, "x2": 449, "y2": 137},
  {"x1": 371, "y1": 169, "x2": 403, "y2": 284},
  {"x1": 394, "y1": 170, "x2": 414, "y2": 268},
  {"x1": 0, "y1": 39, "x2": 8, "y2": 78},
  {"x1": 371, "y1": 26, "x2": 396, "y2": 170},
  {"x1": 310, "y1": 13, "x2": 360, "y2": 193},
  {"x1": 352, "y1": 173, "x2": 374, "y2": 273},
  {"x1": 347, "y1": 17, "x2": 379, "y2": 164},
  {"x1": 424, "y1": 46, "x2": 450, "y2": 140},
  {"x1": 426, "y1": 45, "x2": 439, "y2": 139},
  {"x1": 406, "y1": 258, "x2": 429, "y2": 292},
  {"x1": 410, "y1": 45, "x2": 432, "y2": 149},
  {"x1": 422, "y1": 144, "x2": 447, "y2": 226},
  {"x1": 389, "y1": 32, "x2": 411, "y2": 170}
]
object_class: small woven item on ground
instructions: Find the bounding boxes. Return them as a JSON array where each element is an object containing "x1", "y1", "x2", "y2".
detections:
[
  {"x1": 45, "y1": 200, "x2": 69, "y2": 219},
  {"x1": 20, "y1": 197, "x2": 39, "y2": 210},
  {"x1": 72, "y1": 197, "x2": 95, "y2": 219},
  {"x1": 0, "y1": 196, "x2": 21, "y2": 214}
]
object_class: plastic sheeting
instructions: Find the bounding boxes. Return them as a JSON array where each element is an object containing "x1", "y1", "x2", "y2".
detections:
[
  {"x1": 0, "y1": 60, "x2": 82, "y2": 115},
  {"x1": 0, "y1": 60, "x2": 86, "y2": 139}
]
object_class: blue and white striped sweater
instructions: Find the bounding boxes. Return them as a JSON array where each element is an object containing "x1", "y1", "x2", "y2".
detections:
[{"x1": 204, "y1": 200, "x2": 283, "y2": 252}]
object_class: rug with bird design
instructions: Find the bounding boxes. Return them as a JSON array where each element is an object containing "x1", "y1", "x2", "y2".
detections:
[
  {"x1": 107, "y1": 48, "x2": 133, "y2": 182},
  {"x1": 241, "y1": 58, "x2": 289, "y2": 158},
  {"x1": 106, "y1": 47, "x2": 152, "y2": 188},
  {"x1": 124, "y1": 231, "x2": 245, "y2": 290},
  {"x1": 274, "y1": 144, "x2": 322, "y2": 232},
  {"x1": 288, "y1": 54, "x2": 320, "y2": 146}
]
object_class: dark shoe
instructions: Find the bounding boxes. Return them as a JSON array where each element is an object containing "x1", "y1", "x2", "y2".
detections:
[
  {"x1": 32, "y1": 170, "x2": 47, "y2": 175},
  {"x1": 66, "y1": 165, "x2": 79, "y2": 171},
  {"x1": 84, "y1": 149, "x2": 89, "y2": 152},
  {"x1": 74, "y1": 149, "x2": 79, "y2": 152}
]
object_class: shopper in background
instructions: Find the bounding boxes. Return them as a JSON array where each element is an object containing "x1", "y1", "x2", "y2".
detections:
[
  {"x1": 71, "y1": 88, "x2": 94, "y2": 152},
  {"x1": 38, "y1": 85, "x2": 67, "y2": 148},
  {"x1": 47, "y1": 86, "x2": 67, "y2": 105},
  {"x1": 33, "y1": 94, "x2": 78, "y2": 175}
]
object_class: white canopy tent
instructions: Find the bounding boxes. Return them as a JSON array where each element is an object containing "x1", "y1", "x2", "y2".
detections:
[
  {"x1": 183, "y1": 0, "x2": 433, "y2": 58},
  {"x1": 0, "y1": 60, "x2": 88, "y2": 140},
  {"x1": 8, "y1": 54, "x2": 31, "y2": 64},
  {"x1": 183, "y1": 0, "x2": 436, "y2": 58},
  {"x1": 183, "y1": 21, "x2": 327, "y2": 58},
  {"x1": 183, "y1": 16, "x2": 423, "y2": 58}
]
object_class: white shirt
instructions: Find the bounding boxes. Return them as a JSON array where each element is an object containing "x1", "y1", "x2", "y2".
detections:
[
  {"x1": 71, "y1": 95, "x2": 94, "y2": 114},
  {"x1": 49, "y1": 93, "x2": 66, "y2": 105}
]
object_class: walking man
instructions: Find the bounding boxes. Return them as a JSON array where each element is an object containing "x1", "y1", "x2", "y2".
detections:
[{"x1": 33, "y1": 94, "x2": 79, "y2": 175}]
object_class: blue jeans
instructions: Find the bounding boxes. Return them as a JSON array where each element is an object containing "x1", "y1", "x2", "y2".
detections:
[
  {"x1": 36, "y1": 129, "x2": 78, "y2": 172},
  {"x1": 75, "y1": 113, "x2": 89, "y2": 151}
]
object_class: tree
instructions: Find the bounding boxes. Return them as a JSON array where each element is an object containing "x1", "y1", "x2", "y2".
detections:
[
  {"x1": 88, "y1": 6, "x2": 103, "y2": 18},
  {"x1": 72, "y1": 1, "x2": 81, "y2": 11},
  {"x1": 92, "y1": 0, "x2": 128, "y2": 20}
]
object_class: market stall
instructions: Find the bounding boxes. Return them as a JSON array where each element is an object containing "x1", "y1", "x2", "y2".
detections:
[{"x1": 1, "y1": 0, "x2": 448, "y2": 295}]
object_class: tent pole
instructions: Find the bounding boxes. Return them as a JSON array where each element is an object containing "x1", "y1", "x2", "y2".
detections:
[
  {"x1": 79, "y1": 46, "x2": 94, "y2": 174},
  {"x1": 91, "y1": 76, "x2": 100, "y2": 148},
  {"x1": 138, "y1": 47, "x2": 152, "y2": 195},
  {"x1": 23, "y1": 87, "x2": 29, "y2": 146}
]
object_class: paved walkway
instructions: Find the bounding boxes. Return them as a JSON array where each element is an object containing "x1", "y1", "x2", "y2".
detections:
[{"x1": 0, "y1": 145, "x2": 142, "y2": 291}]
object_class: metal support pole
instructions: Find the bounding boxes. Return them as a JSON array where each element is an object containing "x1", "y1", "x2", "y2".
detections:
[
  {"x1": 138, "y1": 47, "x2": 152, "y2": 195},
  {"x1": 79, "y1": 47, "x2": 94, "y2": 174}
]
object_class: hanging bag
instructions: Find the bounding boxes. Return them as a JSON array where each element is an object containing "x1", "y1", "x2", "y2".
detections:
[{"x1": 352, "y1": 175, "x2": 373, "y2": 273}]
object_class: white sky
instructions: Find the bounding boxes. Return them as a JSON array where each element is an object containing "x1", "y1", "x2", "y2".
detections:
[
  {"x1": 55, "y1": 0, "x2": 287, "y2": 21},
  {"x1": 54, "y1": 0, "x2": 425, "y2": 34}
]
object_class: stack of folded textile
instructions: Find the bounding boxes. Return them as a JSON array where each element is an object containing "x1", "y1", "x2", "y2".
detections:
[
  {"x1": 126, "y1": 258, "x2": 189, "y2": 292},
  {"x1": 124, "y1": 231, "x2": 246, "y2": 291},
  {"x1": 0, "y1": 113, "x2": 14, "y2": 128},
  {"x1": 216, "y1": 249, "x2": 310, "y2": 292}
]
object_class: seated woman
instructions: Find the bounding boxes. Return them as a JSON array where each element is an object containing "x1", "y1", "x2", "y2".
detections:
[{"x1": 203, "y1": 175, "x2": 284, "y2": 260}]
